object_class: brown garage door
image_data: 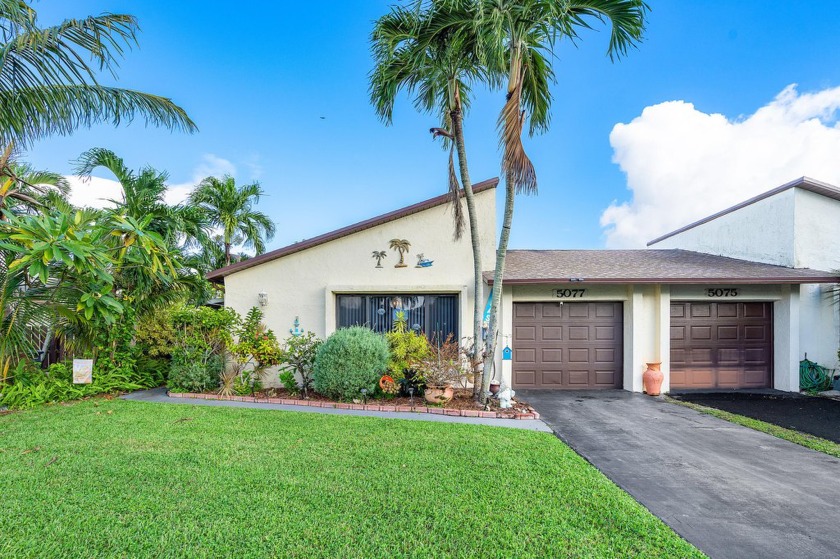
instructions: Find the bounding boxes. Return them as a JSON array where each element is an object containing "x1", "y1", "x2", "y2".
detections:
[
  {"x1": 670, "y1": 302, "x2": 772, "y2": 389},
  {"x1": 512, "y1": 302, "x2": 623, "y2": 389}
]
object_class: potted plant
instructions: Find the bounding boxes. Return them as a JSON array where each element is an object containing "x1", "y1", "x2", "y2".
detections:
[{"x1": 412, "y1": 336, "x2": 465, "y2": 404}]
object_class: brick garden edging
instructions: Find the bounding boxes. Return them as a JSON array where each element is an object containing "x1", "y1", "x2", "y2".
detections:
[{"x1": 167, "y1": 391, "x2": 540, "y2": 420}]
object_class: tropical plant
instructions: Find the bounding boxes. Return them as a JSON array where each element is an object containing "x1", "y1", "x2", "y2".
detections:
[
  {"x1": 188, "y1": 175, "x2": 276, "y2": 267},
  {"x1": 389, "y1": 238, "x2": 411, "y2": 267},
  {"x1": 0, "y1": 145, "x2": 69, "y2": 214},
  {"x1": 313, "y1": 326, "x2": 390, "y2": 400},
  {"x1": 370, "y1": 5, "x2": 489, "y2": 373},
  {"x1": 411, "y1": 334, "x2": 465, "y2": 387},
  {"x1": 278, "y1": 331, "x2": 322, "y2": 398},
  {"x1": 467, "y1": 0, "x2": 649, "y2": 397},
  {"x1": 0, "y1": 1, "x2": 195, "y2": 149},
  {"x1": 385, "y1": 311, "x2": 430, "y2": 381},
  {"x1": 231, "y1": 307, "x2": 282, "y2": 387}
]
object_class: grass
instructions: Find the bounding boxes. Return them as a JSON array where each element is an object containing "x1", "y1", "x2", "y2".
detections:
[
  {"x1": 667, "y1": 397, "x2": 840, "y2": 459},
  {"x1": 0, "y1": 399, "x2": 703, "y2": 559}
]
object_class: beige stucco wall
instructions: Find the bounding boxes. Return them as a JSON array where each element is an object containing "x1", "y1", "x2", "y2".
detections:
[
  {"x1": 497, "y1": 282, "x2": 804, "y2": 393},
  {"x1": 223, "y1": 188, "x2": 496, "y2": 385}
]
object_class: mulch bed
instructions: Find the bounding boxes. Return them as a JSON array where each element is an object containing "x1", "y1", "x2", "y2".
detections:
[
  {"x1": 673, "y1": 392, "x2": 840, "y2": 444},
  {"x1": 170, "y1": 387, "x2": 540, "y2": 420}
]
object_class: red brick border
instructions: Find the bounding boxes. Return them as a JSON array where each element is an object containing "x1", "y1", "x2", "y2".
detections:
[{"x1": 166, "y1": 391, "x2": 540, "y2": 420}]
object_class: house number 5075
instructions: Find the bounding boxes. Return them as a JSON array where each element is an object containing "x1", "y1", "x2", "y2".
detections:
[
  {"x1": 555, "y1": 289, "x2": 586, "y2": 298},
  {"x1": 707, "y1": 288, "x2": 738, "y2": 297}
]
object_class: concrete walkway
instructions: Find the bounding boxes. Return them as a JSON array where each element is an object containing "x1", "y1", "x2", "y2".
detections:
[
  {"x1": 122, "y1": 388, "x2": 551, "y2": 432},
  {"x1": 518, "y1": 389, "x2": 840, "y2": 559}
]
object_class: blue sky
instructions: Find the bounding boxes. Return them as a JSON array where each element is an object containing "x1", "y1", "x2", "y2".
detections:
[{"x1": 28, "y1": 1, "x2": 840, "y2": 252}]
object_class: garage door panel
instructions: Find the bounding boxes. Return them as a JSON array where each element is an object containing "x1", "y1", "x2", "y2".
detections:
[
  {"x1": 512, "y1": 302, "x2": 623, "y2": 389},
  {"x1": 671, "y1": 302, "x2": 772, "y2": 389},
  {"x1": 514, "y1": 370, "x2": 536, "y2": 386},
  {"x1": 542, "y1": 326, "x2": 563, "y2": 340},
  {"x1": 541, "y1": 371, "x2": 563, "y2": 385},
  {"x1": 514, "y1": 348, "x2": 536, "y2": 363},
  {"x1": 514, "y1": 326, "x2": 536, "y2": 341}
]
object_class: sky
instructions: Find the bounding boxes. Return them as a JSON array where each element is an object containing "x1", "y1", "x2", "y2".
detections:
[{"x1": 25, "y1": 1, "x2": 840, "y2": 253}]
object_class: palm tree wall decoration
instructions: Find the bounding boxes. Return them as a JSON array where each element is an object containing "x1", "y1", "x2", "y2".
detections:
[
  {"x1": 389, "y1": 239, "x2": 411, "y2": 268},
  {"x1": 372, "y1": 250, "x2": 387, "y2": 268}
]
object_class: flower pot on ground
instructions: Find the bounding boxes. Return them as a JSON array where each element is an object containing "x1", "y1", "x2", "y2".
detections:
[
  {"x1": 643, "y1": 362, "x2": 664, "y2": 396},
  {"x1": 424, "y1": 385, "x2": 454, "y2": 404},
  {"x1": 489, "y1": 381, "x2": 501, "y2": 395},
  {"x1": 411, "y1": 335, "x2": 467, "y2": 405}
]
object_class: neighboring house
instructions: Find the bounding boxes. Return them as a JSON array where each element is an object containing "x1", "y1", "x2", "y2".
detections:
[{"x1": 209, "y1": 177, "x2": 840, "y2": 393}]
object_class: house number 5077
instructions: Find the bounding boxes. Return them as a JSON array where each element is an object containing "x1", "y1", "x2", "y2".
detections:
[{"x1": 554, "y1": 289, "x2": 586, "y2": 298}]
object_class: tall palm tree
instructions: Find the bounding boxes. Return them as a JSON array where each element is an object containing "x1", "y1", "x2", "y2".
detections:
[
  {"x1": 469, "y1": 0, "x2": 648, "y2": 396},
  {"x1": 74, "y1": 148, "x2": 211, "y2": 251},
  {"x1": 0, "y1": 1, "x2": 196, "y2": 149},
  {"x1": 0, "y1": 144, "x2": 69, "y2": 214},
  {"x1": 189, "y1": 175, "x2": 276, "y2": 267},
  {"x1": 370, "y1": 4, "x2": 494, "y2": 368}
]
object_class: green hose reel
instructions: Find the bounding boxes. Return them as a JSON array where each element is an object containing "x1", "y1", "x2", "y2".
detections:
[{"x1": 799, "y1": 357, "x2": 835, "y2": 392}]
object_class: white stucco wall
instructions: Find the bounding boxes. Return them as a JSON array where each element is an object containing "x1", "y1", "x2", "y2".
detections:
[
  {"x1": 652, "y1": 185, "x2": 840, "y2": 380},
  {"x1": 651, "y1": 188, "x2": 797, "y2": 267},
  {"x1": 223, "y1": 188, "x2": 496, "y2": 384}
]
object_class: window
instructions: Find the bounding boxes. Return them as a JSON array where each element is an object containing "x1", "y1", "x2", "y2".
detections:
[{"x1": 336, "y1": 293, "x2": 459, "y2": 343}]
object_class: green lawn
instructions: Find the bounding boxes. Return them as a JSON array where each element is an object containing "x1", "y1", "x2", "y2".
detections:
[{"x1": 0, "y1": 400, "x2": 702, "y2": 558}]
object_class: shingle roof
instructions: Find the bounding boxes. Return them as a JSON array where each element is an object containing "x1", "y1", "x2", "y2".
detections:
[
  {"x1": 483, "y1": 249, "x2": 839, "y2": 285},
  {"x1": 648, "y1": 177, "x2": 840, "y2": 246},
  {"x1": 207, "y1": 178, "x2": 498, "y2": 281}
]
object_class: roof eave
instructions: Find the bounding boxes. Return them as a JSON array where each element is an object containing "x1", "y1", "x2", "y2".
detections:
[
  {"x1": 484, "y1": 276, "x2": 840, "y2": 286},
  {"x1": 206, "y1": 177, "x2": 499, "y2": 282}
]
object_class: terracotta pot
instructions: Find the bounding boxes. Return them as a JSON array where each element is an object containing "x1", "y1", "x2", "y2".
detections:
[
  {"x1": 424, "y1": 385, "x2": 454, "y2": 404},
  {"x1": 489, "y1": 381, "x2": 501, "y2": 395},
  {"x1": 643, "y1": 362, "x2": 664, "y2": 396}
]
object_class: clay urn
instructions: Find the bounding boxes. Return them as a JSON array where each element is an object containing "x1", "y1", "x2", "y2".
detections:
[
  {"x1": 489, "y1": 381, "x2": 501, "y2": 396},
  {"x1": 643, "y1": 362, "x2": 664, "y2": 396}
]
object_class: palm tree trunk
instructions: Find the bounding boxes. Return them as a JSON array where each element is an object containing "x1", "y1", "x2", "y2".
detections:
[
  {"x1": 224, "y1": 242, "x2": 231, "y2": 267},
  {"x1": 481, "y1": 169, "x2": 515, "y2": 402},
  {"x1": 449, "y1": 95, "x2": 484, "y2": 397}
]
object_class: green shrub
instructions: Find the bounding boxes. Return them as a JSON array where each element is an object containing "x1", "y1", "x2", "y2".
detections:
[
  {"x1": 313, "y1": 327, "x2": 389, "y2": 400},
  {"x1": 231, "y1": 308, "x2": 282, "y2": 386},
  {"x1": 279, "y1": 331, "x2": 322, "y2": 397},
  {"x1": 168, "y1": 349, "x2": 221, "y2": 393}
]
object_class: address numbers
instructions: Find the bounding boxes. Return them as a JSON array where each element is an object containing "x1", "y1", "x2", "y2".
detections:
[
  {"x1": 706, "y1": 288, "x2": 738, "y2": 297},
  {"x1": 554, "y1": 289, "x2": 586, "y2": 299}
]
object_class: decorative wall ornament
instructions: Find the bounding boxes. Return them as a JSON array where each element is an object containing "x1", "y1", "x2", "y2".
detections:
[
  {"x1": 289, "y1": 316, "x2": 304, "y2": 337},
  {"x1": 371, "y1": 250, "x2": 387, "y2": 268},
  {"x1": 389, "y1": 238, "x2": 411, "y2": 268},
  {"x1": 415, "y1": 253, "x2": 434, "y2": 268}
]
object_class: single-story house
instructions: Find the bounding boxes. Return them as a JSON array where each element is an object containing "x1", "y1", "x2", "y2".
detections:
[{"x1": 208, "y1": 176, "x2": 840, "y2": 393}]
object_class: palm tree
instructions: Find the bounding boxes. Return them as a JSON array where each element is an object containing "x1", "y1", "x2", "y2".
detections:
[
  {"x1": 0, "y1": 1, "x2": 195, "y2": 149},
  {"x1": 389, "y1": 239, "x2": 411, "y2": 268},
  {"x1": 189, "y1": 175, "x2": 276, "y2": 267},
  {"x1": 0, "y1": 144, "x2": 69, "y2": 214},
  {"x1": 74, "y1": 148, "x2": 211, "y2": 251},
  {"x1": 468, "y1": 0, "x2": 648, "y2": 396},
  {"x1": 370, "y1": 4, "x2": 493, "y2": 367}
]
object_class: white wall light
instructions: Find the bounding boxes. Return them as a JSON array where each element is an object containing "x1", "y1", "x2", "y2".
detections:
[{"x1": 258, "y1": 292, "x2": 269, "y2": 307}]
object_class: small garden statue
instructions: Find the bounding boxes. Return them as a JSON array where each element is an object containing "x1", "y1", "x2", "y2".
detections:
[
  {"x1": 371, "y1": 250, "x2": 387, "y2": 268},
  {"x1": 497, "y1": 385, "x2": 516, "y2": 409}
]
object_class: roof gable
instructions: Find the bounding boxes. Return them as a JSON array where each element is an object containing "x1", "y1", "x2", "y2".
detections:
[
  {"x1": 208, "y1": 178, "x2": 498, "y2": 281},
  {"x1": 647, "y1": 177, "x2": 840, "y2": 246}
]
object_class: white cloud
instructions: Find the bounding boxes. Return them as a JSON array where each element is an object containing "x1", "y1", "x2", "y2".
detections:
[
  {"x1": 600, "y1": 84, "x2": 840, "y2": 247},
  {"x1": 66, "y1": 175, "x2": 122, "y2": 209},
  {"x1": 65, "y1": 153, "x2": 237, "y2": 208}
]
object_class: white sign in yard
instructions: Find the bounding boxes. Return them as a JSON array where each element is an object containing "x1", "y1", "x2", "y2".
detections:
[{"x1": 72, "y1": 359, "x2": 93, "y2": 384}]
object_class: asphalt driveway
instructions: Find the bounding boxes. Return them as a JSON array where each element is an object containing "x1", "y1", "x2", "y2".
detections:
[
  {"x1": 518, "y1": 389, "x2": 840, "y2": 559},
  {"x1": 673, "y1": 391, "x2": 840, "y2": 443}
]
